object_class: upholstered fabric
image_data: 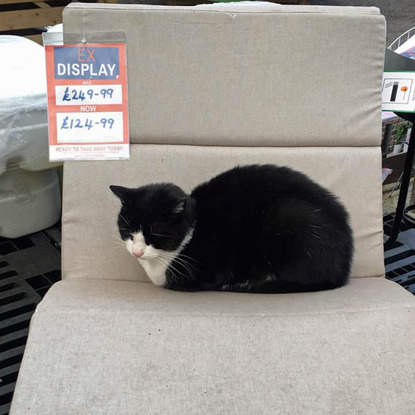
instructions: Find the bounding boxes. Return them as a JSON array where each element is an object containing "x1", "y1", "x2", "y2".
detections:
[
  {"x1": 62, "y1": 144, "x2": 384, "y2": 282},
  {"x1": 63, "y1": 3, "x2": 386, "y2": 147},
  {"x1": 10, "y1": 278, "x2": 415, "y2": 415}
]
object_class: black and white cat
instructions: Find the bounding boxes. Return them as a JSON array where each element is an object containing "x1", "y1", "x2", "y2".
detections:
[{"x1": 110, "y1": 164, "x2": 353, "y2": 293}]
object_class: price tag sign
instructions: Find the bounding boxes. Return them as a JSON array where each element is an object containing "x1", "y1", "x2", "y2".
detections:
[
  {"x1": 382, "y1": 71, "x2": 415, "y2": 113},
  {"x1": 45, "y1": 43, "x2": 129, "y2": 160}
]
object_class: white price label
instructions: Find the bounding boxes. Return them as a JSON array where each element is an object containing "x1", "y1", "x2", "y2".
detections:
[
  {"x1": 56, "y1": 112, "x2": 124, "y2": 143},
  {"x1": 55, "y1": 85, "x2": 122, "y2": 106}
]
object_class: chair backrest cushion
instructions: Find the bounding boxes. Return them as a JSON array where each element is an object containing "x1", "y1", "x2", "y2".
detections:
[{"x1": 62, "y1": 4, "x2": 386, "y2": 282}]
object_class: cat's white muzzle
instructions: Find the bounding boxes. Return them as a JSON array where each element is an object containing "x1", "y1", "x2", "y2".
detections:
[{"x1": 126, "y1": 232, "x2": 161, "y2": 261}]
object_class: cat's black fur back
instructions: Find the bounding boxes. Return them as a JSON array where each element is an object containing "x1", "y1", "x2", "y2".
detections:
[{"x1": 112, "y1": 164, "x2": 354, "y2": 293}]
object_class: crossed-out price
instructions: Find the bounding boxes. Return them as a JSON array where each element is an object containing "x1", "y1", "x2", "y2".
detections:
[
  {"x1": 55, "y1": 84, "x2": 123, "y2": 106},
  {"x1": 62, "y1": 87, "x2": 114, "y2": 102}
]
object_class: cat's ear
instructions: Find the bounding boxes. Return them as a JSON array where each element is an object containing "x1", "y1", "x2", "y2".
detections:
[
  {"x1": 171, "y1": 198, "x2": 186, "y2": 215},
  {"x1": 110, "y1": 185, "x2": 129, "y2": 202}
]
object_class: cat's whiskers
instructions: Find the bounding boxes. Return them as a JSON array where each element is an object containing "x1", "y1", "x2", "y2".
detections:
[
  {"x1": 111, "y1": 237, "x2": 127, "y2": 250},
  {"x1": 158, "y1": 249, "x2": 198, "y2": 263},
  {"x1": 166, "y1": 255, "x2": 194, "y2": 276},
  {"x1": 151, "y1": 256, "x2": 176, "y2": 282},
  {"x1": 165, "y1": 260, "x2": 186, "y2": 282},
  {"x1": 139, "y1": 249, "x2": 196, "y2": 280},
  {"x1": 113, "y1": 242, "x2": 126, "y2": 248},
  {"x1": 158, "y1": 251, "x2": 199, "y2": 274},
  {"x1": 173, "y1": 252, "x2": 199, "y2": 265},
  {"x1": 140, "y1": 253, "x2": 186, "y2": 281},
  {"x1": 156, "y1": 255, "x2": 186, "y2": 283},
  {"x1": 111, "y1": 239, "x2": 196, "y2": 278},
  {"x1": 139, "y1": 251, "x2": 156, "y2": 258},
  {"x1": 176, "y1": 257, "x2": 198, "y2": 276},
  {"x1": 311, "y1": 231, "x2": 322, "y2": 240},
  {"x1": 119, "y1": 214, "x2": 131, "y2": 226}
]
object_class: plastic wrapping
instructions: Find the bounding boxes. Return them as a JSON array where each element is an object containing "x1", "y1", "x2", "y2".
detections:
[
  {"x1": 0, "y1": 35, "x2": 61, "y2": 238},
  {"x1": 0, "y1": 35, "x2": 58, "y2": 173}
]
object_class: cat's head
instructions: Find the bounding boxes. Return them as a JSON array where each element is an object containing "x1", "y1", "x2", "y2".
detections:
[{"x1": 110, "y1": 183, "x2": 195, "y2": 260}]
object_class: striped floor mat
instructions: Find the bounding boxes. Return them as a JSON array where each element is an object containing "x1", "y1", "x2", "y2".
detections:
[{"x1": 384, "y1": 214, "x2": 415, "y2": 295}]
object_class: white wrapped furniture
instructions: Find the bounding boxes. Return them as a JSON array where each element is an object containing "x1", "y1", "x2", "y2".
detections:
[
  {"x1": 10, "y1": 4, "x2": 415, "y2": 414},
  {"x1": 0, "y1": 36, "x2": 61, "y2": 238}
]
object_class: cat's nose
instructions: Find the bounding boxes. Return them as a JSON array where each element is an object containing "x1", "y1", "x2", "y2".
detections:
[{"x1": 133, "y1": 249, "x2": 144, "y2": 258}]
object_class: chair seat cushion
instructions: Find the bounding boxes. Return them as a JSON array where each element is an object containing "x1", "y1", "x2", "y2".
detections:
[{"x1": 11, "y1": 278, "x2": 415, "y2": 414}]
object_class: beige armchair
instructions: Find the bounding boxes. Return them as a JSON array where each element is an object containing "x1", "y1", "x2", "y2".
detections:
[{"x1": 11, "y1": 3, "x2": 415, "y2": 414}]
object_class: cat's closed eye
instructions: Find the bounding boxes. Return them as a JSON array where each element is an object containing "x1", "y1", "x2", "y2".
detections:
[
  {"x1": 150, "y1": 225, "x2": 171, "y2": 239},
  {"x1": 150, "y1": 232, "x2": 171, "y2": 239}
]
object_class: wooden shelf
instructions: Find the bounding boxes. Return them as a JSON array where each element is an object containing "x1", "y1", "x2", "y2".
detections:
[{"x1": 0, "y1": 1, "x2": 118, "y2": 45}]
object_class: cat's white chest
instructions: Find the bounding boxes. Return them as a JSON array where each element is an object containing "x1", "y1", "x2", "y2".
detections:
[
  {"x1": 127, "y1": 228, "x2": 194, "y2": 288},
  {"x1": 139, "y1": 259, "x2": 168, "y2": 287}
]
